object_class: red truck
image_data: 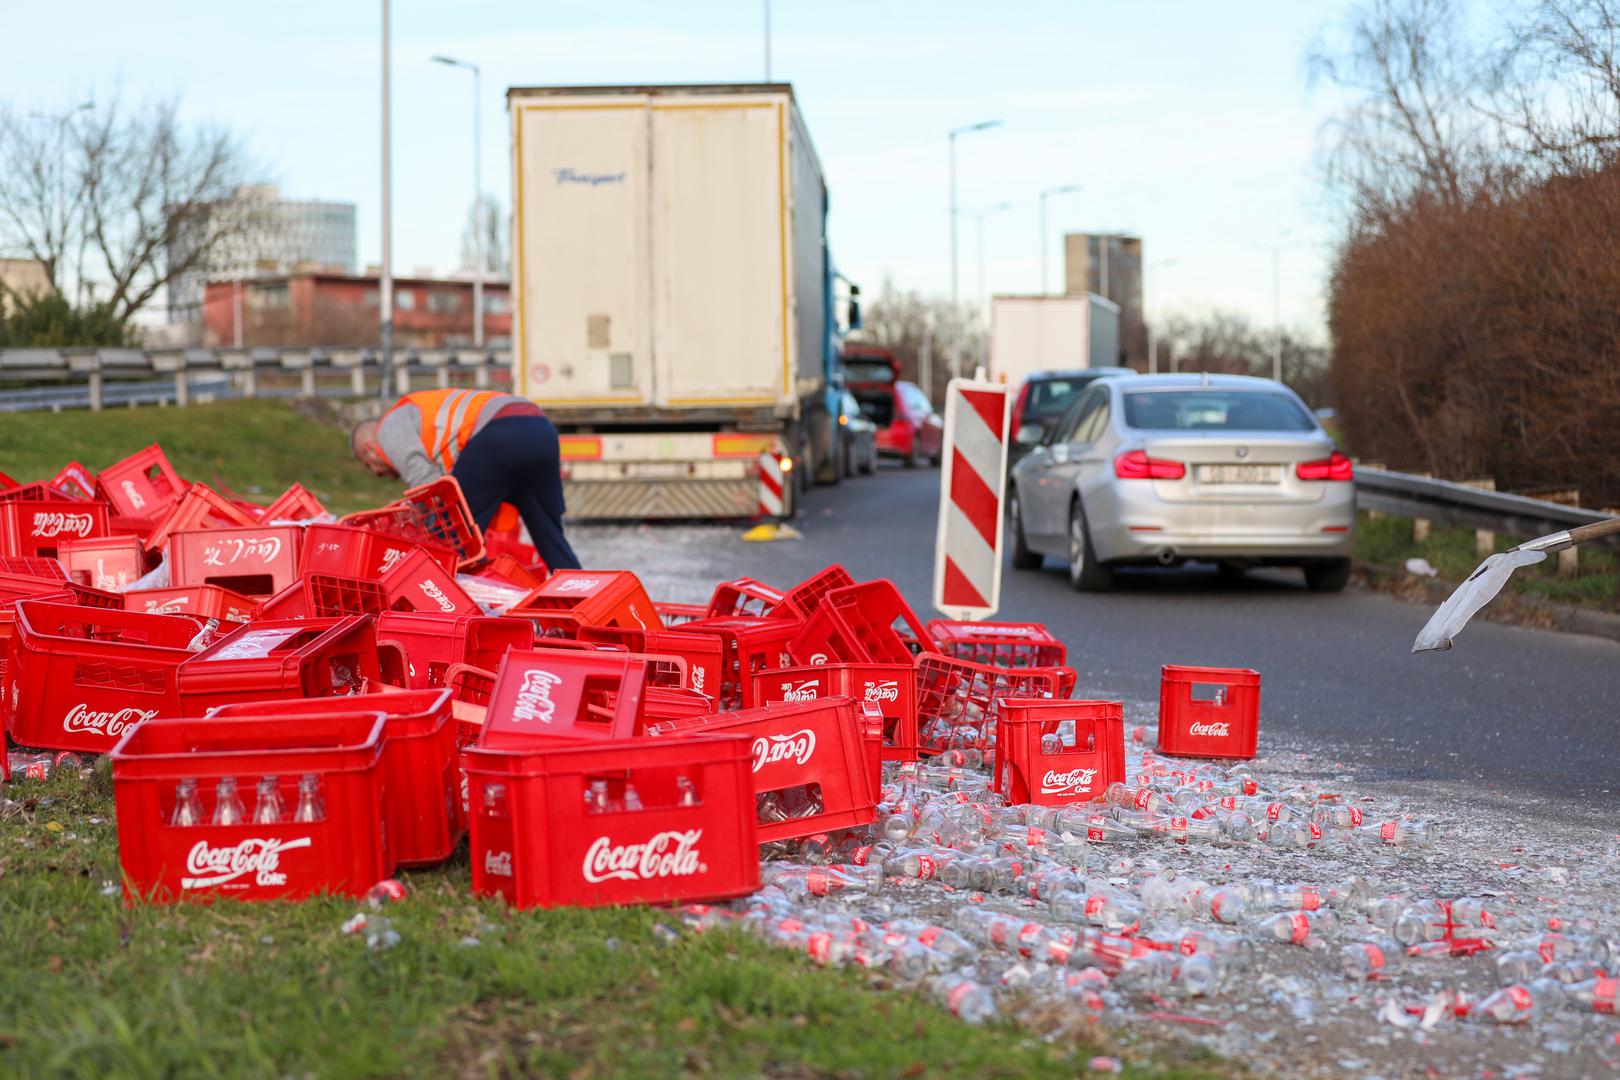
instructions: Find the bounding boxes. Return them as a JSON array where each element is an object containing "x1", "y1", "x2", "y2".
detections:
[{"x1": 843, "y1": 345, "x2": 943, "y2": 468}]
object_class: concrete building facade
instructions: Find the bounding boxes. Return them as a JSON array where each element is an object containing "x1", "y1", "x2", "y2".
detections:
[{"x1": 1064, "y1": 233, "x2": 1143, "y2": 367}]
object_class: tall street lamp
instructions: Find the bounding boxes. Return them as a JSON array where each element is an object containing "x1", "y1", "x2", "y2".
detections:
[
  {"x1": 1144, "y1": 257, "x2": 1178, "y2": 373},
  {"x1": 948, "y1": 119, "x2": 1001, "y2": 322},
  {"x1": 957, "y1": 202, "x2": 1010, "y2": 317},
  {"x1": 1250, "y1": 233, "x2": 1305, "y2": 384},
  {"x1": 379, "y1": 0, "x2": 394, "y2": 400},
  {"x1": 432, "y1": 54, "x2": 485, "y2": 347},
  {"x1": 1038, "y1": 184, "x2": 1082, "y2": 294}
]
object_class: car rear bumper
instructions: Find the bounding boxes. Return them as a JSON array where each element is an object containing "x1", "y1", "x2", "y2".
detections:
[{"x1": 1089, "y1": 483, "x2": 1356, "y2": 563}]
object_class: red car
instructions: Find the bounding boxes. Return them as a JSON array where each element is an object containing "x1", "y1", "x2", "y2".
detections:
[{"x1": 845, "y1": 346, "x2": 944, "y2": 467}]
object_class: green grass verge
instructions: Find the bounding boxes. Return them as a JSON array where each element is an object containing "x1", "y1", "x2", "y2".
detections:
[
  {"x1": 0, "y1": 771, "x2": 1225, "y2": 1079},
  {"x1": 1355, "y1": 511, "x2": 1619, "y2": 611},
  {"x1": 0, "y1": 399, "x2": 400, "y2": 516}
]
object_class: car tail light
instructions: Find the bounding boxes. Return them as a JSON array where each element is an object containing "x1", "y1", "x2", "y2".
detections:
[
  {"x1": 1113, "y1": 451, "x2": 1185, "y2": 480},
  {"x1": 1296, "y1": 451, "x2": 1353, "y2": 482}
]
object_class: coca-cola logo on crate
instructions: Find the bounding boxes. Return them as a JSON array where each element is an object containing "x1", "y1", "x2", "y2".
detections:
[
  {"x1": 30, "y1": 512, "x2": 95, "y2": 538},
  {"x1": 1188, "y1": 721, "x2": 1231, "y2": 737},
  {"x1": 553, "y1": 577, "x2": 601, "y2": 594},
  {"x1": 182, "y1": 837, "x2": 311, "y2": 889},
  {"x1": 581, "y1": 829, "x2": 704, "y2": 883},
  {"x1": 202, "y1": 536, "x2": 283, "y2": 568},
  {"x1": 863, "y1": 680, "x2": 900, "y2": 703},
  {"x1": 512, "y1": 669, "x2": 563, "y2": 724},
  {"x1": 1040, "y1": 768, "x2": 1098, "y2": 796},
  {"x1": 778, "y1": 679, "x2": 819, "y2": 703},
  {"x1": 378, "y1": 546, "x2": 410, "y2": 574},
  {"x1": 418, "y1": 580, "x2": 456, "y2": 613},
  {"x1": 120, "y1": 480, "x2": 147, "y2": 511},
  {"x1": 751, "y1": 729, "x2": 816, "y2": 771},
  {"x1": 63, "y1": 704, "x2": 158, "y2": 738},
  {"x1": 483, "y1": 850, "x2": 513, "y2": 877},
  {"x1": 143, "y1": 598, "x2": 188, "y2": 615}
]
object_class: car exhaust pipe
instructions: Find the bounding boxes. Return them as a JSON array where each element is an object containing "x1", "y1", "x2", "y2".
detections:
[{"x1": 1156, "y1": 548, "x2": 1177, "y2": 566}]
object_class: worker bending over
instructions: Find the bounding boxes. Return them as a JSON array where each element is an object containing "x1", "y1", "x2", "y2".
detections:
[{"x1": 350, "y1": 388, "x2": 581, "y2": 571}]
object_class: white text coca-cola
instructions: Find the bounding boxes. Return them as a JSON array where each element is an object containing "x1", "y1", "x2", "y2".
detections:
[
  {"x1": 582, "y1": 828, "x2": 704, "y2": 883},
  {"x1": 418, "y1": 579, "x2": 456, "y2": 613},
  {"x1": 1040, "y1": 768, "x2": 1098, "y2": 795},
  {"x1": 512, "y1": 669, "x2": 563, "y2": 724},
  {"x1": 779, "y1": 680, "x2": 819, "y2": 703},
  {"x1": 863, "y1": 680, "x2": 900, "y2": 703},
  {"x1": 63, "y1": 704, "x2": 158, "y2": 738},
  {"x1": 752, "y1": 729, "x2": 817, "y2": 771},
  {"x1": 483, "y1": 849, "x2": 513, "y2": 877},
  {"x1": 182, "y1": 836, "x2": 312, "y2": 889},
  {"x1": 30, "y1": 511, "x2": 95, "y2": 538},
  {"x1": 1188, "y1": 721, "x2": 1232, "y2": 737},
  {"x1": 553, "y1": 577, "x2": 601, "y2": 594}
]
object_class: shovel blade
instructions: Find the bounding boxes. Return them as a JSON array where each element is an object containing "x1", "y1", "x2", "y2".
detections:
[{"x1": 1411, "y1": 548, "x2": 1547, "y2": 653}]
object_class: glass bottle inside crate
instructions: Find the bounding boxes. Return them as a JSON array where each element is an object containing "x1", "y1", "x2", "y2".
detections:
[
  {"x1": 252, "y1": 775, "x2": 284, "y2": 824},
  {"x1": 211, "y1": 777, "x2": 245, "y2": 826},
  {"x1": 293, "y1": 774, "x2": 325, "y2": 823},
  {"x1": 171, "y1": 779, "x2": 204, "y2": 827}
]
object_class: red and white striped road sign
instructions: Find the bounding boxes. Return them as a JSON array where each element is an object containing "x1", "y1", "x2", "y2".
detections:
[
  {"x1": 932, "y1": 376, "x2": 1012, "y2": 621},
  {"x1": 758, "y1": 450, "x2": 785, "y2": 517}
]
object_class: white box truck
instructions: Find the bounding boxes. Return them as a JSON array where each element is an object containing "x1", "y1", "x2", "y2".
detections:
[
  {"x1": 988, "y1": 294, "x2": 1121, "y2": 386},
  {"x1": 507, "y1": 83, "x2": 856, "y2": 519}
]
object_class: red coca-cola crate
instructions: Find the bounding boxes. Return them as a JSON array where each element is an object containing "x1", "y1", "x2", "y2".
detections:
[
  {"x1": 0, "y1": 499, "x2": 110, "y2": 560},
  {"x1": 144, "y1": 484, "x2": 258, "y2": 553},
  {"x1": 446, "y1": 663, "x2": 497, "y2": 731},
  {"x1": 510, "y1": 570, "x2": 658, "y2": 637},
  {"x1": 995, "y1": 698, "x2": 1126, "y2": 805},
  {"x1": 127, "y1": 586, "x2": 257, "y2": 624},
  {"x1": 481, "y1": 553, "x2": 546, "y2": 591},
  {"x1": 56, "y1": 535, "x2": 147, "y2": 591},
  {"x1": 651, "y1": 697, "x2": 876, "y2": 843},
  {"x1": 258, "y1": 575, "x2": 390, "y2": 620},
  {"x1": 464, "y1": 733, "x2": 759, "y2": 909},
  {"x1": 97, "y1": 444, "x2": 187, "y2": 522},
  {"x1": 641, "y1": 685, "x2": 717, "y2": 724},
  {"x1": 169, "y1": 525, "x2": 302, "y2": 597},
  {"x1": 0, "y1": 556, "x2": 68, "y2": 582},
  {"x1": 856, "y1": 702, "x2": 884, "y2": 798},
  {"x1": 926, "y1": 620, "x2": 1067, "y2": 669},
  {"x1": 913, "y1": 652, "x2": 1078, "y2": 758},
  {"x1": 655, "y1": 602, "x2": 708, "y2": 627},
  {"x1": 478, "y1": 649, "x2": 649, "y2": 749},
  {"x1": 375, "y1": 611, "x2": 533, "y2": 690},
  {"x1": 675, "y1": 616, "x2": 797, "y2": 710},
  {"x1": 1157, "y1": 665, "x2": 1260, "y2": 760},
  {"x1": 109, "y1": 710, "x2": 388, "y2": 902},
  {"x1": 3, "y1": 600, "x2": 196, "y2": 752},
  {"x1": 482, "y1": 532, "x2": 546, "y2": 577},
  {"x1": 175, "y1": 616, "x2": 381, "y2": 716},
  {"x1": 211, "y1": 688, "x2": 461, "y2": 868},
  {"x1": 339, "y1": 477, "x2": 485, "y2": 569},
  {"x1": 300, "y1": 525, "x2": 450, "y2": 581},
  {"x1": 751, "y1": 662, "x2": 918, "y2": 761},
  {"x1": 377, "y1": 545, "x2": 480, "y2": 616},
  {"x1": 577, "y1": 624, "x2": 723, "y2": 699},
  {"x1": 0, "y1": 469, "x2": 15, "y2": 491},
  {"x1": 775, "y1": 564, "x2": 855, "y2": 620},
  {"x1": 789, "y1": 580, "x2": 933, "y2": 666},
  {"x1": 50, "y1": 462, "x2": 99, "y2": 501},
  {"x1": 706, "y1": 577, "x2": 787, "y2": 619},
  {"x1": 262, "y1": 483, "x2": 327, "y2": 523}
]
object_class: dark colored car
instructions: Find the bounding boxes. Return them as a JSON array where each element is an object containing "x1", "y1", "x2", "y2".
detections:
[
  {"x1": 1008, "y1": 367, "x2": 1136, "y2": 470},
  {"x1": 838, "y1": 391, "x2": 878, "y2": 477},
  {"x1": 844, "y1": 345, "x2": 944, "y2": 468}
]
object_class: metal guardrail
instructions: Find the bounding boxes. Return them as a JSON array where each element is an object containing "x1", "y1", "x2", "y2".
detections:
[
  {"x1": 0, "y1": 346, "x2": 511, "y2": 412},
  {"x1": 1355, "y1": 467, "x2": 1617, "y2": 548}
]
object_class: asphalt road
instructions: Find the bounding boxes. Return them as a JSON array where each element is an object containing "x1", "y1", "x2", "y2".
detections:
[{"x1": 576, "y1": 461, "x2": 1620, "y2": 805}]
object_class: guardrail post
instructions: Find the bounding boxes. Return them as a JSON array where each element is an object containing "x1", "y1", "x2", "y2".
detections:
[
  {"x1": 351, "y1": 366, "x2": 366, "y2": 396},
  {"x1": 474, "y1": 363, "x2": 491, "y2": 389},
  {"x1": 174, "y1": 354, "x2": 189, "y2": 408},
  {"x1": 88, "y1": 369, "x2": 103, "y2": 412},
  {"x1": 301, "y1": 365, "x2": 316, "y2": 398},
  {"x1": 434, "y1": 365, "x2": 450, "y2": 389},
  {"x1": 1462, "y1": 478, "x2": 1496, "y2": 555},
  {"x1": 1558, "y1": 547, "x2": 1578, "y2": 577}
]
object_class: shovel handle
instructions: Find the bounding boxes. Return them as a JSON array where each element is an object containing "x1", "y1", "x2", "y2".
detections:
[{"x1": 1568, "y1": 516, "x2": 1620, "y2": 547}]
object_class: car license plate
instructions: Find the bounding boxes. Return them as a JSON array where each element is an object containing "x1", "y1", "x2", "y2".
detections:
[{"x1": 1197, "y1": 464, "x2": 1281, "y2": 484}]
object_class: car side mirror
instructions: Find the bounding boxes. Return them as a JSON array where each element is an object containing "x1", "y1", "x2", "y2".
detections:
[{"x1": 1014, "y1": 424, "x2": 1044, "y2": 447}]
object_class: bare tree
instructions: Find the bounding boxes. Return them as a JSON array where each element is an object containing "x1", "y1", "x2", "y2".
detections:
[
  {"x1": 459, "y1": 195, "x2": 508, "y2": 277},
  {"x1": 858, "y1": 277, "x2": 986, "y2": 403},
  {"x1": 0, "y1": 94, "x2": 259, "y2": 321},
  {"x1": 1492, "y1": 0, "x2": 1620, "y2": 172}
]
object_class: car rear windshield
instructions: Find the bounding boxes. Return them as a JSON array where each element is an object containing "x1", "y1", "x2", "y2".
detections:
[
  {"x1": 853, "y1": 390, "x2": 895, "y2": 427},
  {"x1": 1023, "y1": 378, "x2": 1092, "y2": 419},
  {"x1": 845, "y1": 358, "x2": 896, "y2": 384},
  {"x1": 1121, "y1": 390, "x2": 1315, "y2": 432}
]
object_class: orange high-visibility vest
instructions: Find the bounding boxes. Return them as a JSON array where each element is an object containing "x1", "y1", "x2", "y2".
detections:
[{"x1": 384, "y1": 388, "x2": 505, "y2": 472}]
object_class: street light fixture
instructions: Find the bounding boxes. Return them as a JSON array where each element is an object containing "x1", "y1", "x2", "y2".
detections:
[
  {"x1": 1249, "y1": 232, "x2": 1307, "y2": 384},
  {"x1": 379, "y1": 0, "x2": 394, "y2": 401},
  {"x1": 948, "y1": 119, "x2": 1001, "y2": 316},
  {"x1": 956, "y1": 202, "x2": 1010, "y2": 318},
  {"x1": 1038, "y1": 184, "x2": 1082, "y2": 294},
  {"x1": 432, "y1": 53, "x2": 485, "y2": 348}
]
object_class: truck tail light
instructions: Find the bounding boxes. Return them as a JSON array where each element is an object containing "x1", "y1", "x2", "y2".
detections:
[
  {"x1": 1114, "y1": 451, "x2": 1186, "y2": 480},
  {"x1": 1296, "y1": 451, "x2": 1353, "y2": 482}
]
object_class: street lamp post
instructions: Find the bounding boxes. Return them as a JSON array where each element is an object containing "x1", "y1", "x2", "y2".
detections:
[
  {"x1": 432, "y1": 54, "x2": 485, "y2": 347},
  {"x1": 1144, "y1": 257, "x2": 1178, "y2": 373},
  {"x1": 1038, "y1": 184, "x2": 1082, "y2": 294},
  {"x1": 948, "y1": 119, "x2": 1001, "y2": 373},
  {"x1": 379, "y1": 0, "x2": 394, "y2": 401},
  {"x1": 956, "y1": 203, "x2": 1010, "y2": 317},
  {"x1": 764, "y1": 0, "x2": 772, "y2": 80}
]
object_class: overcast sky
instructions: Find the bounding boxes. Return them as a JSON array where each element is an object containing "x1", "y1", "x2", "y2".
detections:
[{"x1": 5, "y1": 0, "x2": 1366, "y2": 335}]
